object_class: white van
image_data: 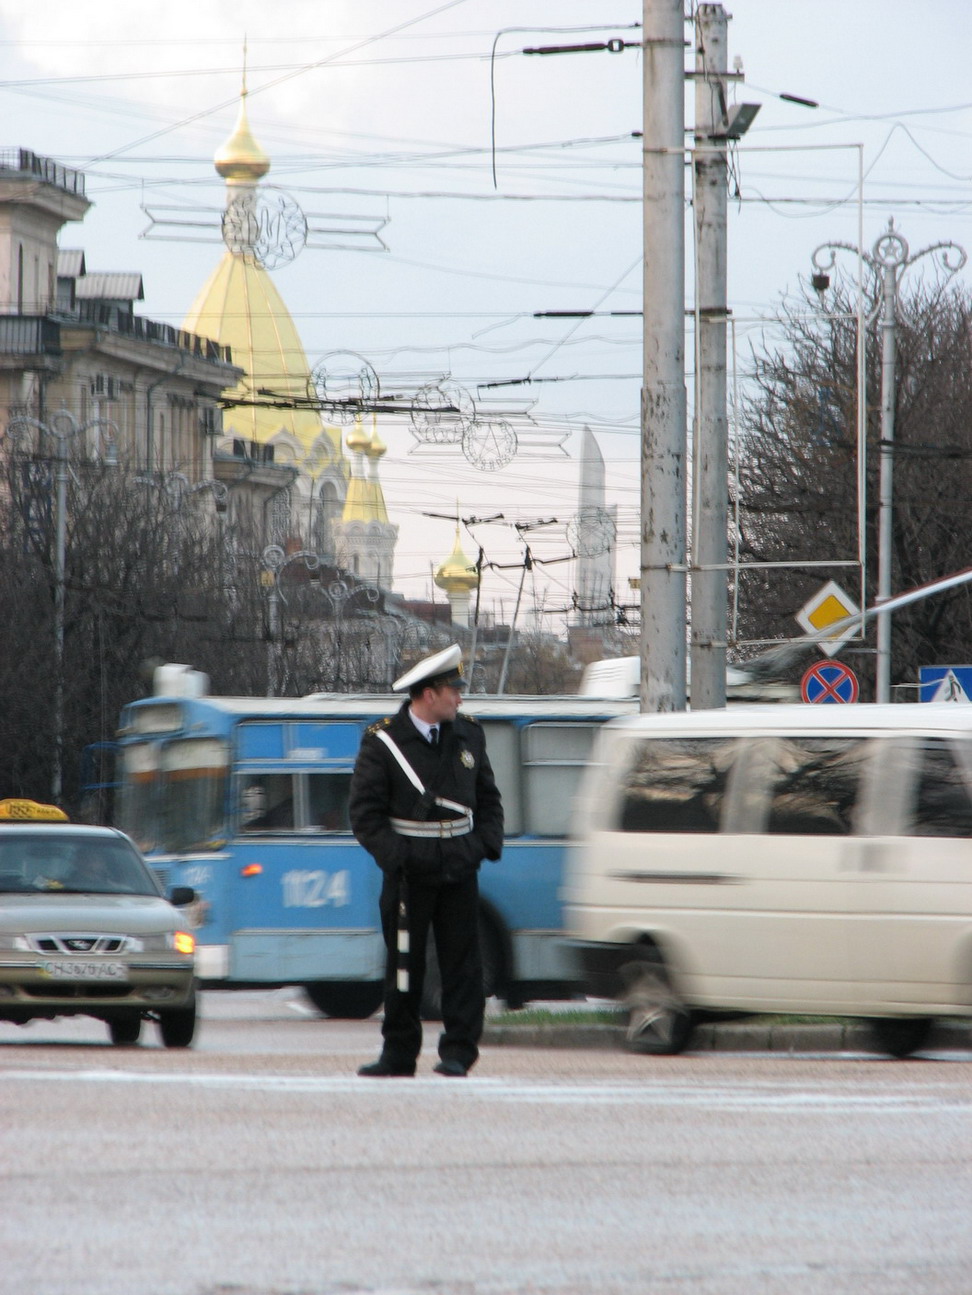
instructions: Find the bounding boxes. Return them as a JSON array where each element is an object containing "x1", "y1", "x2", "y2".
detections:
[{"x1": 565, "y1": 704, "x2": 972, "y2": 1058}]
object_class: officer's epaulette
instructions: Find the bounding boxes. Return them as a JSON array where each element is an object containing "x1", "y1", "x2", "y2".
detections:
[
  {"x1": 365, "y1": 715, "x2": 394, "y2": 736},
  {"x1": 461, "y1": 713, "x2": 481, "y2": 727}
]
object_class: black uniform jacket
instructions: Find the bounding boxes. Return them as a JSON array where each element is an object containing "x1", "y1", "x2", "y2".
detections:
[{"x1": 349, "y1": 701, "x2": 504, "y2": 884}]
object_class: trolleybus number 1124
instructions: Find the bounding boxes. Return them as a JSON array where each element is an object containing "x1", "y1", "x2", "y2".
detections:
[{"x1": 281, "y1": 868, "x2": 351, "y2": 909}]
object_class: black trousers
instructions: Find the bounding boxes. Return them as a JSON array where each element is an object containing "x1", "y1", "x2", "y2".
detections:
[{"x1": 378, "y1": 871, "x2": 483, "y2": 1070}]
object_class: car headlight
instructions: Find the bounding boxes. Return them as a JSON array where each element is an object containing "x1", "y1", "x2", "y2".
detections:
[
  {"x1": 131, "y1": 932, "x2": 195, "y2": 954},
  {"x1": 0, "y1": 934, "x2": 29, "y2": 951},
  {"x1": 130, "y1": 934, "x2": 169, "y2": 952},
  {"x1": 173, "y1": 930, "x2": 195, "y2": 956}
]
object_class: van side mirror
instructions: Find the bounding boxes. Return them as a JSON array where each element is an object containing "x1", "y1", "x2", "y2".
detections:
[{"x1": 168, "y1": 886, "x2": 196, "y2": 907}]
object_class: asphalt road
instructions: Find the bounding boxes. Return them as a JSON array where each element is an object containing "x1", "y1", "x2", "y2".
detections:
[{"x1": 1, "y1": 990, "x2": 970, "y2": 1295}]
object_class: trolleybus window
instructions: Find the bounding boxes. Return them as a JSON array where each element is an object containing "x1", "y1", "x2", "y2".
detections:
[
  {"x1": 307, "y1": 773, "x2": 353, "y2": 832},
  {"x1": 477, "y1": 722, "x2": 521, "y2": 835},
  {"x1": 117, "y1": 742, "x2": 161, "y2": 852},
  {"x1": 240, "y1": 773, "x2": 294, "y2": 831},
  {"x1": 161, "y1": 738, "x2": 229, "y2": 851},
  {"x1": 523, "y1": 723, "x2": 600, "y2": 837},
  {"x1": 239, "y1": 772, "x2": 354, "y2": 833},
  {"x1": 619, "y1": 737, "x2": 734, "y2": 833}
]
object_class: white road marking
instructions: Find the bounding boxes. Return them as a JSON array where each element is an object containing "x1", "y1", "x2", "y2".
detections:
[{"x1": 1, "y1": 1068, "x2": 969, "y2": 1112}]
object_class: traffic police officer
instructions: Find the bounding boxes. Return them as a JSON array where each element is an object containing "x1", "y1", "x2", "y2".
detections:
[{"x1": 350, "y1": 644, "x2": 504, "y2": 1077}]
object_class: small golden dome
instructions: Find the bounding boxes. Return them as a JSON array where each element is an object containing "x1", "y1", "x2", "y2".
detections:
[
  {"x1": 434, "y1": 526, "x2": 478, "y2": 593},
  {"x1": 215, "y1": 93, "x2": 270, "y2": 183},
  {"x1": 346, "y1": 421, "x2": 370, "y2": 453},
  {"x1": 365, "y1": 424, "x2": 387, "y2": 459}
]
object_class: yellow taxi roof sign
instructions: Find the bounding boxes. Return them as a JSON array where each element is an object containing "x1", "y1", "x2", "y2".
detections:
[{"x1": 0, "y1": 798, "x2": 69, "y2": 823}]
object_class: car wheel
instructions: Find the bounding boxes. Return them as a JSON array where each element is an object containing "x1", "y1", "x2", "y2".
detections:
[
  {"x1": 619, "y1": 948, "x2": 693, "y2": 1056},
  {"x1": 866, "y1": 1016, "x2": 932, "y2": 1059},
  {"x1": 303, "y1": 981, "x2": 384, "y2": 1019},
  {"x1": 108, "y1": 1014, "x2": 142, "y2": 1046},
  {"x1": 421, "y1": 913, "x2": 502, "y2": 1021},
  {"x1": 158, "y1": 998, "x2": 197, "y2": 1048}
]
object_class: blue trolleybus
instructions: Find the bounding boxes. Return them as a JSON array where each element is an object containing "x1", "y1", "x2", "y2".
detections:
[{"x1": 113, "y1": 664, "x2": 633, "y2": 1017}]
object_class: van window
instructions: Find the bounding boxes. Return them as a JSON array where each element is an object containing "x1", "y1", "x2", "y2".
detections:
[
  {"x1": 909, "y1": 738, "x2": 972, "y2": 837},
  {"x1": 618, "y1": 737, "x2": 734, "y2": 832},
  {"x1": 763, "y1": 737, "x2": 868, "y2": 836}
]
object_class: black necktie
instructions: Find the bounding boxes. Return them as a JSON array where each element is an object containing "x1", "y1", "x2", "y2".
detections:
[{"x1": 429, "y1": 726, "x2": 439, "y2": 746}]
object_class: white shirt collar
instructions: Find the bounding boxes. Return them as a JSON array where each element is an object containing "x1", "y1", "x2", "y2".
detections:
[{"x1": 408, "y1": 710, "x2": 438, "y2": 742}]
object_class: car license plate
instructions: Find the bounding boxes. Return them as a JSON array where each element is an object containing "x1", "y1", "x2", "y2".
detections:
[{"x1": 39, "y1": 960, "x2": 129, "y2": 981}]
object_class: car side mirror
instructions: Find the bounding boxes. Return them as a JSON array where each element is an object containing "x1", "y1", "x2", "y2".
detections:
[{"x1": 168, "y1": 886, "x2": 196, "y2": 907}]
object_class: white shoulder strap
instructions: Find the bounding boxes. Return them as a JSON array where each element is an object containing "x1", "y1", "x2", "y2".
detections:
[
  {"x1": 375, "y1": 729, "x2": 426, "y2": 793},
  {"x1": 374, "y1": 728, "x2": 470, "y2": 819}
]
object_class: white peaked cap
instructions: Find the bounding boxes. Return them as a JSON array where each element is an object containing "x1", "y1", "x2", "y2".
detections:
[{"x1": 392, "y1": 643, "x2": 465, "y2": 692}]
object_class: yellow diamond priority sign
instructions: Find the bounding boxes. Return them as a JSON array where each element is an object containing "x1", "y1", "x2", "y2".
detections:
[{"x1": 795, "y1": 580, "x2": 861, "y2": 658}]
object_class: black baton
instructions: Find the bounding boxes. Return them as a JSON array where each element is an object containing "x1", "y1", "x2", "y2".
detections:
[{"x1": 396, "y1": 873, "x2": 410, "y2": 993}]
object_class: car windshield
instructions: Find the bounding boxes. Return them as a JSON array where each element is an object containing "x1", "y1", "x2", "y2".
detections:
[{"x1": 0, "y1": 834, "x2": 161, "y2": 896}]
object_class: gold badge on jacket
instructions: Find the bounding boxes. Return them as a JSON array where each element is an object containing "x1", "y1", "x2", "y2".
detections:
[{"x1": 460, "y1": 748, "x2": 475, "y2": 768}]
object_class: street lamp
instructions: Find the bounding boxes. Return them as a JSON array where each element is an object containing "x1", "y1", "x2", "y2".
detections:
[
  {"x1": 811, "y1": 220, "x2": 966, "y2": 701},
  {"x1": 5, "y1": 408, "x2": 119, "y2": 804}
]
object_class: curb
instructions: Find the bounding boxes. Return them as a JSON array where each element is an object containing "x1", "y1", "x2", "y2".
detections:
[{"x1": 481, "y1": 1019, "x2": 972, "y2": 1053}]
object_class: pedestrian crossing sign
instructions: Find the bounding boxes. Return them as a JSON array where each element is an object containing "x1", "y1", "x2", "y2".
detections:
[
  {"x1": 795, "y1": 581, "x2": 861, "y2": 658},
  {"x1": 918, "y1": 666, "x2": 972, "y2": 703}
]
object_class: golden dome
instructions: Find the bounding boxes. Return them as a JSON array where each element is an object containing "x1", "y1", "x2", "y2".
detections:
[
  {"x1": 182, "y1": 250, "x2": 343, "y2": 462},
  {"x1": 215, "y1": 94, "x2": 270, "y2": 184},
  {"x1": 366, "y1": 422, "x2": 387, "y2": 459},
  {"x1": 434, "y1": 526, "x2": 478, "y2": 593},
  {"x1": 346, "y1": 421, "x2": 370, "y2": 453}
]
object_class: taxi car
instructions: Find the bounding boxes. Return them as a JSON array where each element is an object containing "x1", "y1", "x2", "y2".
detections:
[{"x1": 0, "y1": 799, "x2": 197, "y2": 1047}]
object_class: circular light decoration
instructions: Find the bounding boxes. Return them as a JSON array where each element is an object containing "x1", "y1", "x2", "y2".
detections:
[
  {"x1": 308, "y1": 352, "x2": 381, "y2": 424},
  {"x1": 222, "y1": 190, "x2": 308, "y2": 269},
  {"x1": 409, "y1": 381, "x2": 475, "y2": 444},
  {"x1": 462, "y1": 420, "x2": 517, "y2": 471},
  {"x1": 567, "y1": 506, "x2": 616, "y2": 558}
]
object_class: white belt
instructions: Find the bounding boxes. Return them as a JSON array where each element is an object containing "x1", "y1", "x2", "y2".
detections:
[{"x1": 389, "y1": 809, "x2": 474, "y2": 839}]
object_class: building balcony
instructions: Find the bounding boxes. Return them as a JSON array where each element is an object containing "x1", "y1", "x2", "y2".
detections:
[
  {"x1": 0, "y1": 315, "x2": 61, "y2": 362},
  {"x1": 0, "y1": 147, "x2": 86, "y2": 198}
]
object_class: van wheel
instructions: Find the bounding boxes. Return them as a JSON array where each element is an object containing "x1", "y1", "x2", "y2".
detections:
[
  {"x1": 619, "y1": 952, "x2": 693, "y2": 1056},
  {"x1": 421, "y1": 914, "x2": 502, "y2": 1021},
  {"x1": 866, "y1": 1017, "x2": 932, "y2": 1059}
]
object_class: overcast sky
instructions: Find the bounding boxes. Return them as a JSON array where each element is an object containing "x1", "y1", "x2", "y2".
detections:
[{"x1": 1, "y1": 0, "x2": 969, "y2": 626}]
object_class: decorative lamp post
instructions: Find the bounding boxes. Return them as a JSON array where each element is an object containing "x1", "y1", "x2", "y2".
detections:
[
  {"x1": 260, "y1": 545, "x2": 321, "y2": 697},
  {"x1": 810, "y1": 221, "x2": 966, "y2": 701}
]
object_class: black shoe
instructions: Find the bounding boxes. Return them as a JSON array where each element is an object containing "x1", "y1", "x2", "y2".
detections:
[
  {"x1": 433, "y1": 1058, "x2": 468, "y2": 1077},
  {"x1": 357, "y1": 1058, "x2": 415, "y2": 1077}
]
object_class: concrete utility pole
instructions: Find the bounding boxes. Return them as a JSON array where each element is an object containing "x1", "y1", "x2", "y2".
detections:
[
  {"x1": 690, "y1": 3, "x2": 729, "y2": 709},
  {"x1": 640, "y1": 0, "x2": 688, "y2": 713}
]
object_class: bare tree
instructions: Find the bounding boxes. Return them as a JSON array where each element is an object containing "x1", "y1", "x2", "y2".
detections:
[
  {"x1": 0, "y1": 447, "x2": 267, "y2": 813},
  {"x1": 733, "y1": 271, "x2": 972, "y2": 694}
]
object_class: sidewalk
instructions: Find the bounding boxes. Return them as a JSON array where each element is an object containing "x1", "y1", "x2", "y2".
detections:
[{"x1": 482, "y1": 1017, "x2": 972, "y2": 1053}]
